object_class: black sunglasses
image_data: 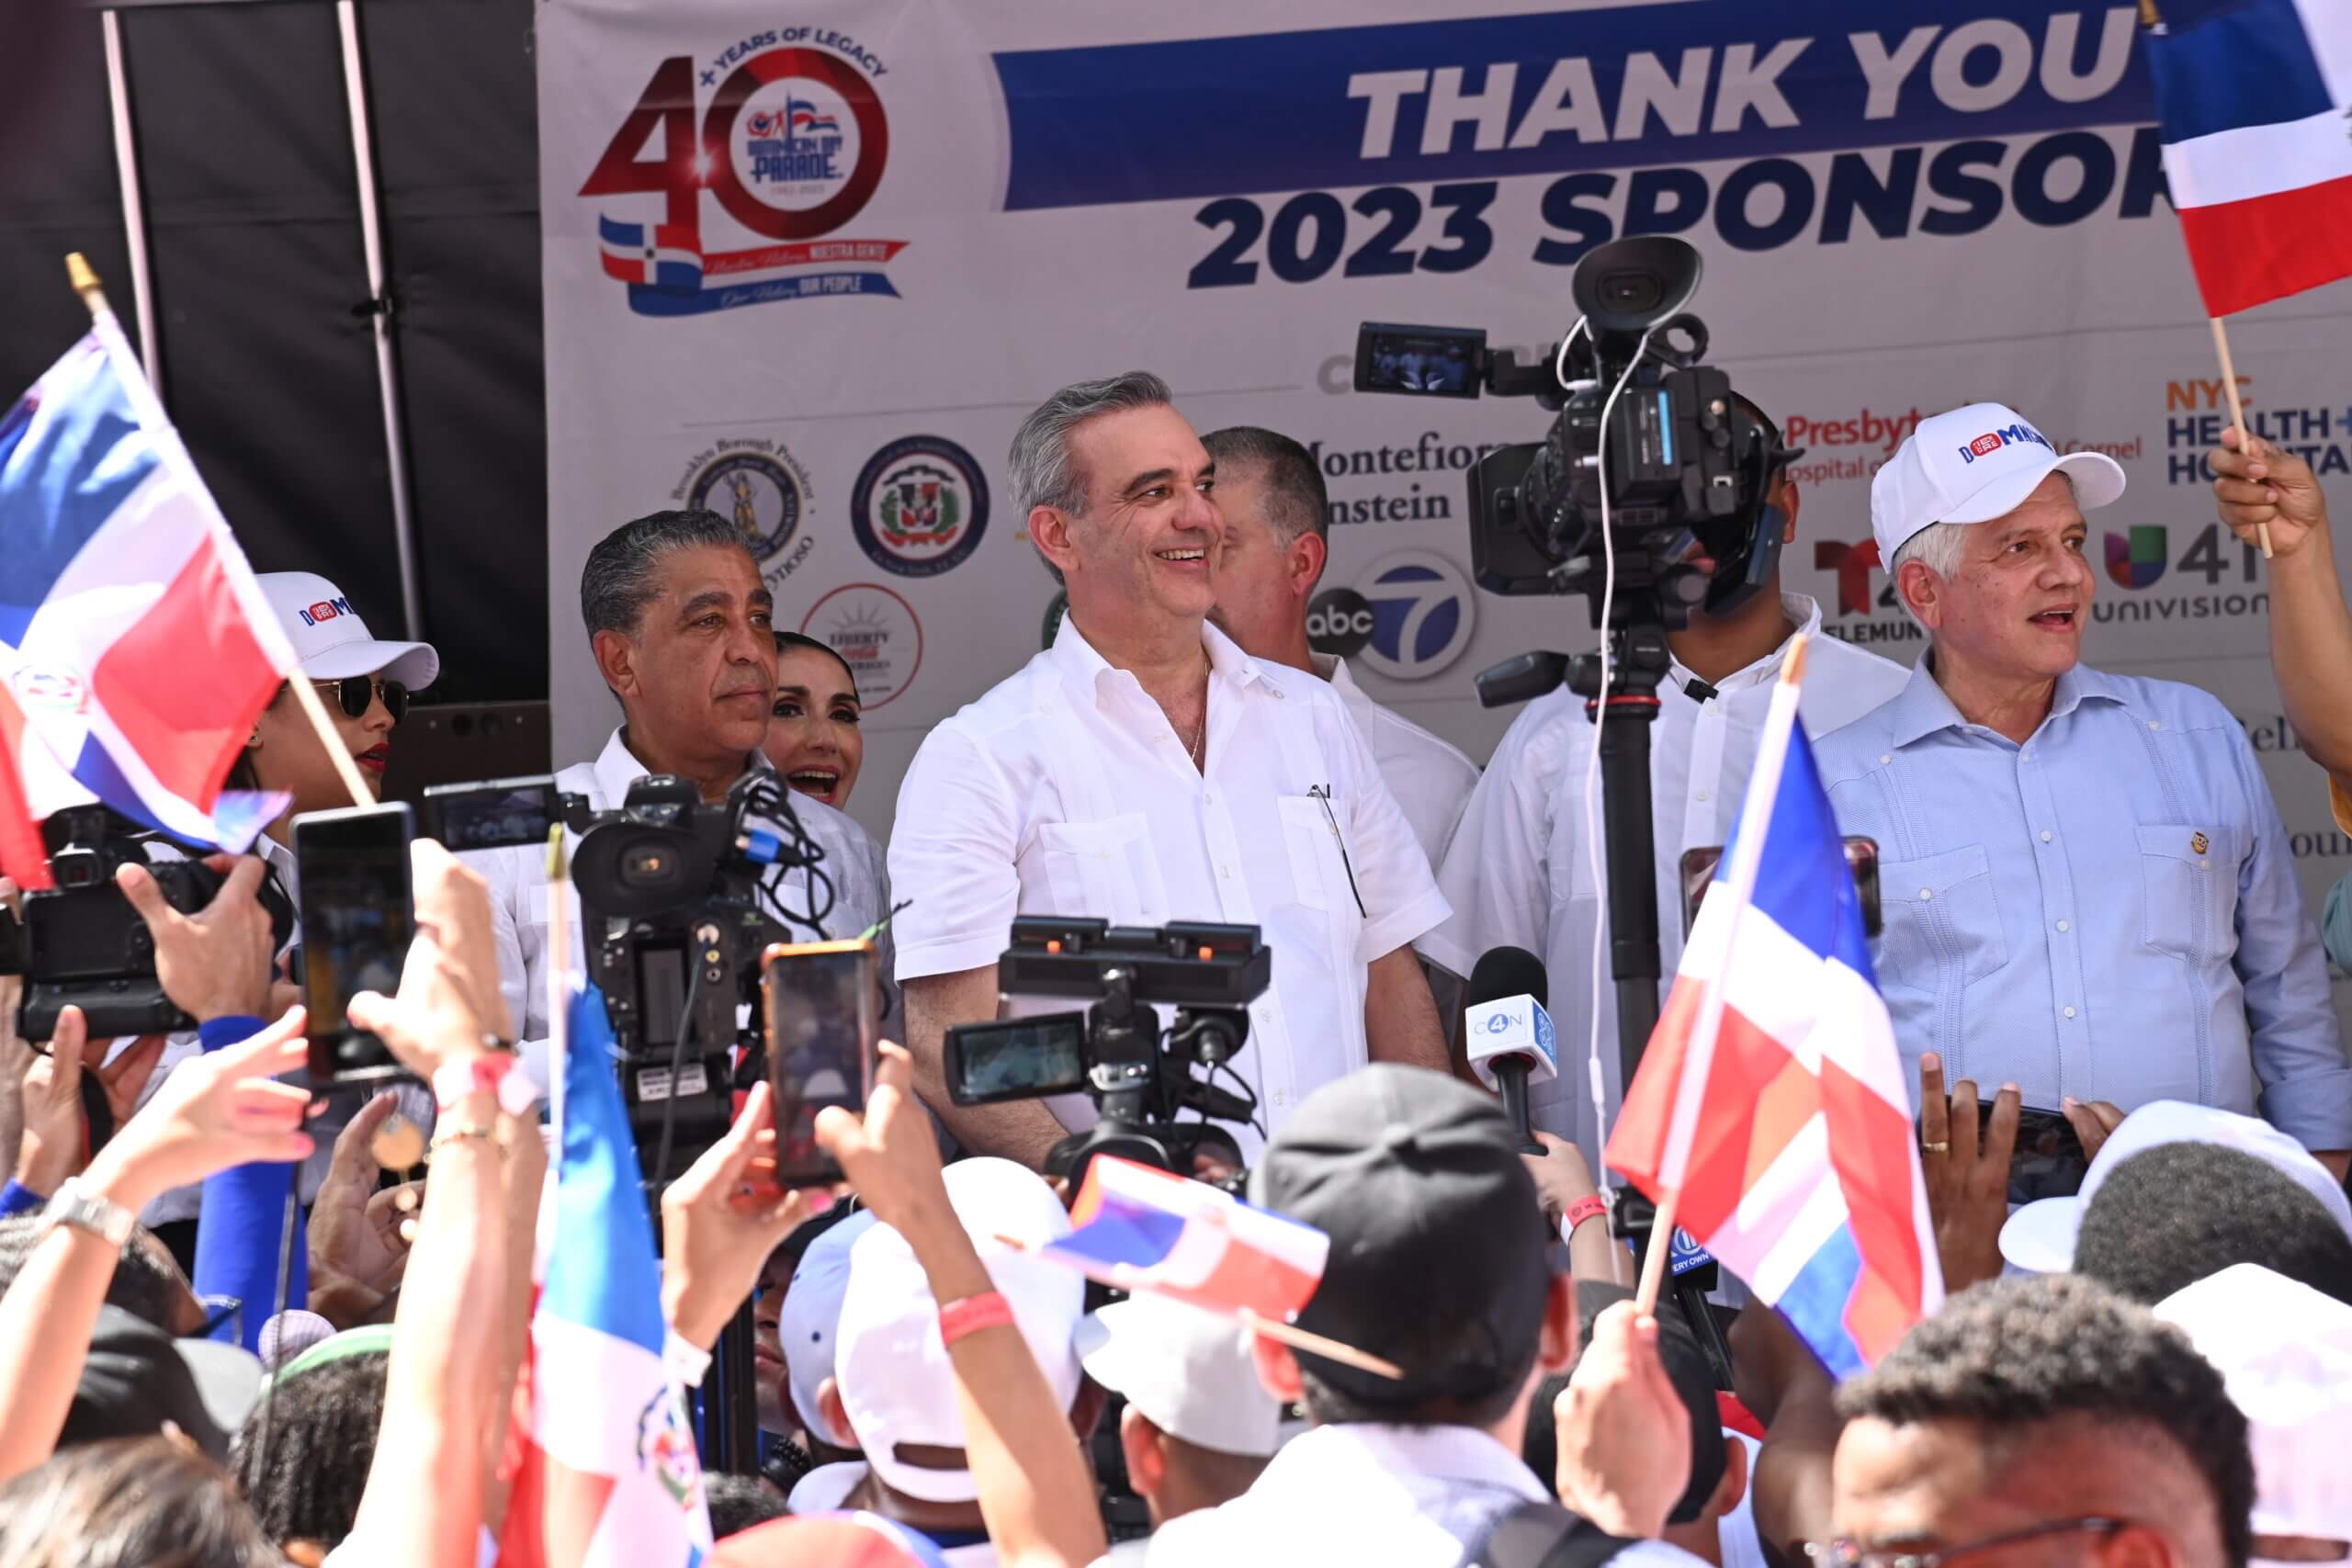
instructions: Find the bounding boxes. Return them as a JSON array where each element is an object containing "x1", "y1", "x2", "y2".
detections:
[{"x1": 314, "y1": 675, "x2": 409, "y2": 722}]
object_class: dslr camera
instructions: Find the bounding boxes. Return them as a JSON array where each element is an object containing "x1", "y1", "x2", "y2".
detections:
[
  {"x1": 1355, "y1": 235, "x2": 1799, "y2": 625},
  {"x1": 0, "y1": 807, "x2": 288, "y2": 1041},
  {"x1": 944, "y1": 917, "x2": 1271, "y2": 1184}
]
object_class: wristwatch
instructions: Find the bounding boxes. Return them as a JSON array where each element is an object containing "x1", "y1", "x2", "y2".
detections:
[{"x1": 40, "y1": 1180, "x2": 135, "y2": 1249}]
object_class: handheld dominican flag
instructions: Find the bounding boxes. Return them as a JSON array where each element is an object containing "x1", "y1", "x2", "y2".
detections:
[
  {"x1": 499, "y1": 980, "x2": 713, "y2": 1568},
  {"x1": 2142, "y1": 0, "x2": 2352, "y2": 316},
  {"x1": 1040, "y1": 1155, "x2": 1329, "y2": 1324},
  {"x1": 1605, "y1": 645, "x2": 1941, "y2": 1380},
  {"x1": 0, "y1": 307, "x2": 298, "y2": 887}
]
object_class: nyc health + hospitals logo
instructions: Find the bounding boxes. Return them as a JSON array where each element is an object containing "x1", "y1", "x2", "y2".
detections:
[{"x1": 581, "y1": 28, "x2": 905, "y2": 316}]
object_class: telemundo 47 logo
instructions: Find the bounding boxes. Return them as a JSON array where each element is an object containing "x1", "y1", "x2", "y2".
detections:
[{"x1": 1352, "y1": 548, "x2": 1476, "y2": 681}]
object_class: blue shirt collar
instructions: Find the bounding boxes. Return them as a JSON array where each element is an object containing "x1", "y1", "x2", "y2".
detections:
[{"x1": 1886, "y1": 656, "x2": 2127, "y2": 749}]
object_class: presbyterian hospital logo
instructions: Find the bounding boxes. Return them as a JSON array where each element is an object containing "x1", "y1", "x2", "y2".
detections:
[{"x1": 582, "y1": 29, "x2": 905, "y2": 317}]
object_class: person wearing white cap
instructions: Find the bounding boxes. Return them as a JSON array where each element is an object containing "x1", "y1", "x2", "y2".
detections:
[
  {"x1": 2154, "y1": 1263, "x2": 2352, "y2": 1568},
  {"x1": 1075, "y1": 1293, "x2": 1282, "y2": 1562},
  {"x1": 1815, "y1": 401, "x2": 2352, "y2": 1176},
  {"x1": 775, "y1": 1207, "x2": 878, "y2": 1512},
  {"x1": 821, "y1": 1156, "x2": 1099, "y2": 1566}
]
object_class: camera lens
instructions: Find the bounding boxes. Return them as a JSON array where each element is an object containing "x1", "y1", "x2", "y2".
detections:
[
  {"x1": 1601, "y1": 272, "x2": 1664, "y2": 313},
  {"x1": 621, "y1": 846, "x2": 671, "y2": 885}
]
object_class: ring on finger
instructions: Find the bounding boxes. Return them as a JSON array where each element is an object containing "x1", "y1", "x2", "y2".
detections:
[{"x1": 1921, "y1": 1139, "x2": 1951, "y2": 1155}]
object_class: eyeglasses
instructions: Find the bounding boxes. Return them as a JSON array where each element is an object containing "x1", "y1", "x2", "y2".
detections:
[
  {"x1": 1807, "y1": 1517, "x2": 2132, "y2": 1568},
  {"x1": 314, "y1": 675, "x2": 409, "y2": 722}
]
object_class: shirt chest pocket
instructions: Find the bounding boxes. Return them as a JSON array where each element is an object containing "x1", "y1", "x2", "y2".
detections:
[
  {"x1": 1876, "y1": 844, "x2": 2008, "y2": 992},
  {"x1": 1032, "y1": 814, "x2": 1169, "y2": 925},
  {"x1": 1277, "y1": 794, "x2": 1363, "y2": 925},
  {"x1": 2137, "y1": 823, "x2": 2238, "y2": 962}
]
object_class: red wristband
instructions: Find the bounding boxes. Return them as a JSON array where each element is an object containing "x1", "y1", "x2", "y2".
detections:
[
  {"x1": 1564, "y1": 1194, "x2": 1610, "y2": 1235},
  {"x1": 938, "y1": 1291, "x2": 1014, "y2": 1348}
]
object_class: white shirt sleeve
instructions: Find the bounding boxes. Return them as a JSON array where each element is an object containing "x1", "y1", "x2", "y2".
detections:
[
  {"x1": 886, "y1": 723, "x2": 1024, "y2": 983},
  {"x1": 1419, "y1": 715, "x2": 1558, "y2": 980},
  {"x1": 1330, "y1": 701, "x2": 1450, "y2": 967}
]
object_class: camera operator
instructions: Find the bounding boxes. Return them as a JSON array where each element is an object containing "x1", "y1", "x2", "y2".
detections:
[
  {"x1": 1202, "y1": 425, "x2": 1478, "y2": 869},
  {"x1": 888, "y1": 373, "x2": 1452, "y2": 1170},
  {"x1": 1815, "y1": 402, "x2": 2352, "y2": 1179},
  {"x1": 1420, "y1": 397, "x2": 1906, "y2": 1167},
  {"x1": 472, "y1": 509, "x2": 893, "y2": 1075}
]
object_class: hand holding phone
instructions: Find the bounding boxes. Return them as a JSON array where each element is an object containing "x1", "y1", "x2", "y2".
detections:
[
  {"x1": 761, "y1": 939, "x2": 879, "y2": 1186},
  {"x1": 294, "y1": 804, "x2": 416, "y2": 1088}
]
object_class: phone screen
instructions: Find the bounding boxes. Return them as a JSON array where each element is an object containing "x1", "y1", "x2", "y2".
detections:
[
  {"x1": 946, "y1": 1014, "x2": 1089, "y2": 1105},
  {"x1": 294, "y1": 804, "x2": 416, "y2": 1086},
  {"x1": 421, "y1": 777, "x2": 560, "y2": 853},
  {"x1": 762, "y1": 941, "x2": 878, "y2": 1186},
  {"x1": 1984, "y1": 1100, "x2": 2090, "y2": 1205}
]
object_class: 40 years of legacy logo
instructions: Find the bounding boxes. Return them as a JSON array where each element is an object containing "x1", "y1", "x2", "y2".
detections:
[
  {"x1": 850, "y1": 435, "x2": 989, "y2": 578},
  {"x1": 801, "y1": 582, "x2": 922, "y2": 708},
  {"x1": 581, "y1": 27, "x2": 905, "y2": 317},
  {"x1": 1310, "y1": 549, "x2": 1476, "y2": 681},
  {"x1": 673, "y1": 436, "x2": 817, "y2": 590}
]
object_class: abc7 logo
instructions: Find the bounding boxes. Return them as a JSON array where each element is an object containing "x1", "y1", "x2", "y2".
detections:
[{"x1": 1306, "y1": 588, "x2": 1376, "y2": 658}]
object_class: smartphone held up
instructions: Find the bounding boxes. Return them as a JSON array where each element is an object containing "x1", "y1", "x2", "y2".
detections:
[
  {"x1": 292, "y1": 803, "x2": 416, "y2": 1088},
  {"x1": 760, "y1": 938, "x2": 879, "y2": 1187}
]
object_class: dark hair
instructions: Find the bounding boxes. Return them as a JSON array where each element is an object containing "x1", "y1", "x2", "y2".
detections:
[
  {"x1": 1837, "y1": 1274, "x2": 2256, "y2": 1568},
  {"x1": 702, "y1": 1471, "x2": 789, "y2": 1539},
  {"x1": 0, "y1": 1217, "x2": 187, "y2": 1335},
  {"x1": 2075, "y1": 1142, "x2": 2352, "y2": 1307},
  {"x1": 1008, "y1": 370, "x2": 1175, "y2": 587},
  {"x1": 1565, "y1": 1286, "x2": 1724, "y2": 1525},
  {"x1": 0, "y1": 1436, "x2": 278, "y2": 1568},
  {"x1": 773, "y1": 630, "x2": 858, "y2": 697},
  {"x1": 1201, "y1": 426, "x2": 1329, "y2": 547},
  {"x1": 1296, "y1": 1317, "x2": 1539, "y2": 1431},
  {"x1": 229, "y1": 1348, "x2": 388, "y2": 1550},
  {"x1": 222, "y1": 683, "x2": 289, "y2": 795},
  {"x1": 580, "y1": 509, "x2": 752, "y2": 643}
]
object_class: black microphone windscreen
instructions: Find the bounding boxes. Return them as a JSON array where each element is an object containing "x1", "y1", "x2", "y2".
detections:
[{"x1": 1467, "y1": 944, "x2": 1548, "y2": 1012}]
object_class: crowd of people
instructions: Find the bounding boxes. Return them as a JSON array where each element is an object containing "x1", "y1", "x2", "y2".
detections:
[{"x1": 0, "y1": 371, "x2": 2347, "y2": 1566}]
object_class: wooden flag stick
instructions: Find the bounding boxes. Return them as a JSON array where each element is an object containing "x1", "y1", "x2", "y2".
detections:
[
  {"x1": 545, "y1": 826, "x2": 571, "y2": 1099},
  {"x1": 2210, "y1": 315, "x2": 2272, "y2": 558},
  {"x1": 1633, "y1": 1189, "x2": 1682, "y2": 1317},
  {"x1": 67, "y1": 252, "x2": 375, "y2": 812}
]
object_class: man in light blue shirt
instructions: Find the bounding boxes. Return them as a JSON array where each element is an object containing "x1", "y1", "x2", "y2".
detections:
[{"x1": 1815, "y1": 401, "x2": 2352, "y2": 1176}]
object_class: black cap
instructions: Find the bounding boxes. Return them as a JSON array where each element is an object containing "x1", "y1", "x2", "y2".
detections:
[
  {"x1": 60, "y1": 1305, "x2": 263, "y2": 1461},
  {"x1": 1574, "y1": 1281, "x2": 1726, "y2": 1524},
  {"x1": 1251, "y1": 1065, "x2": 1550, "y2": 1406}
]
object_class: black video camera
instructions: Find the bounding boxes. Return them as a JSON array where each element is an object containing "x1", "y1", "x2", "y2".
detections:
[
  {"x1": 423, "y1": 770, "x2": 832, "y2": 1163},
  {"x1": 1355, "y1": 236, "x2": 1800, "y2": 626},
  {"x1": 943, "y1": 917, "x2": 1271, "y2": 1184},
  {"x1": 0, "y1": 807, "x2": 288, "y2": 1041}
]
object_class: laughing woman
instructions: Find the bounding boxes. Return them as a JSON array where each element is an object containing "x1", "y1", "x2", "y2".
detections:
[{"x1": 763, "y1": 631, "x2": 865, "y2": 810}]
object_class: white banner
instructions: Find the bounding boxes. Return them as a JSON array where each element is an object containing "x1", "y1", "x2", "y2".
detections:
[{"x1": 539, "y1": 1, "x2": 2352, "y2": 1021}]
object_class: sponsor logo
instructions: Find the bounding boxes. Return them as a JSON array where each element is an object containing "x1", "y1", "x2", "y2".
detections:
[
  {"x1": 801, "y1": 582, "x2": 921, "y2": 708},
  {"x1": 1668, "y1": 1226, "x2": 1714, "y2": 1278},
  {"x1": 1955, "y1": 422, "x2": 2051, "y2": 464},
  {"x1": 11, "y1": 666, "x2": 85, "y2": 713},
  {"x1": 2105, "y1": 525, "x2": 2166, "y2": 589},
  {"x1": 1783, "y1": 408, "x2": 1924, "y2": 456},
  {"x1": 849, "y1": 435, "x2": 989, "y2": 578},
  {"x1": 299, "y1": 597, "x2": 352, "y2": 626},
  {"x1": 581, "y1": 29, "x2": 904, "y2": 317},
  {"x1": 1352, "y1": 549, "x2": 1476, "y2": 681},
  {"x1": 1304, "y1": 587, "x2": 1375, "y2": 659},
  {"x1": 635, "y1": 1386, "x2": 703, "y2": 1510},
  {"x1": 1041, "y1": 589, "x2": 1068, "y2": 649},
  {"x1": 1813, "y1": 538, "x2": 1883, "y2": 617},
  {"x1": 674, "y1": 437, "x2": 816, "y2": 589}
]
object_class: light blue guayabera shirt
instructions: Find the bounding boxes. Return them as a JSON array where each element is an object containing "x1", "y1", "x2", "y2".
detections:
[{"x1": 1815, "y1": 658, "x2": 2352, "y2": 1152}]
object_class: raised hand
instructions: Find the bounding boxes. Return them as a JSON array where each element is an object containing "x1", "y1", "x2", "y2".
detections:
[
  {"x1": 661, "y1": 1080, "x2": 809, "y2": 1350},
  {"x1": 78, "y1": 1010, "x2": 313, "y2": 1213},
  {"x1": 116, "y1": 854, "x2": 275, "y2": 1024},
  {"x1": 1917, "y1": 1052, "x2": 2018, "y2": 1292}
]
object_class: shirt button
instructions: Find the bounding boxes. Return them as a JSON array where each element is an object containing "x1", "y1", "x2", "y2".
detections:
[
  {"x1": 1880, "y1": 754, "x2": 1892, "y2": 765},
  {"x1": 2056, "y1": 919, "x2": 2070, "y2": 932},
  {"x1": 2040, "y1": 830, "x2": 2052, "y2": 843},
  {"x1": 1220, "y1": 865, "x2": 1232, "y2": 879},
  {"x1": 2148, "y1": 720, "x2": 2162, "y2": 731},
  {"x1": 2063, "y1": 1005, "x2": 2076, "y2": 1019},
  {"x1": 1919, "y1": 887, "x2": 1933, "y2": 900},
  {"x1": 1696, "y1": 788, "x2": 1711, "y2": 802}
]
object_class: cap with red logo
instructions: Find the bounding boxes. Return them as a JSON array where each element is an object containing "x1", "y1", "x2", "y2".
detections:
[
  {"x1": 1870, "y1": 400, "x2": 2127, "y2": 570},
  {"x1": 254, "y1": 572, "x2": 438, "y2": 689}
]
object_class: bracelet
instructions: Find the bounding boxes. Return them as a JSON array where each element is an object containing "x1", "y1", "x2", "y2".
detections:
[
  {"x1": 433, "y1": 1053, "x2": 536, "y2": 1119},
  {"x1": 1562, "y1": 1194, "x2": 1610, "y2": 1243},
  {"x1": 938, "y1": 1291, "x2": 1014, "y2": 1348},
  {"x1": 429, "y1": 1122, "x2": 502, "y2": 1154}
]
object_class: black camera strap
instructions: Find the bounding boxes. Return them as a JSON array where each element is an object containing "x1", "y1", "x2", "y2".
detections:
[{"x1": 1453, "y1": 1499, "x2": 1643, "y2": 1568}]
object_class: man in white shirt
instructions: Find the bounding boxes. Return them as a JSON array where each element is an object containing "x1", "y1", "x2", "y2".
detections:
[
  {"x1": 888, "y1": 373, "x2": 1452, "y2": 1169},
  {"x1": 1421, "y1": 402, "x2": 1908, "y2": 1168},
  {"x1": 1201, "y1": 424, "x2": 1479, "y2": 869},
  {"x1": 469, "y1": 510, "x2": 891, "y2": 1078}
]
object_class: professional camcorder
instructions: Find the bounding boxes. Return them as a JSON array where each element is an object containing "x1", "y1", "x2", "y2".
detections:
[
  {"x1": 943, "y1": 917, "x2": 1271, "y2": 1184},
  {"x1": 0, "y1": 807, "x2": 290, "y2": 1041},
  {"x1": 1355, "y1": 235, "x2": 1800, "y2": 623},
  {"x1": 424, "y1": 770, "x2": 833, "y2": 1158}
]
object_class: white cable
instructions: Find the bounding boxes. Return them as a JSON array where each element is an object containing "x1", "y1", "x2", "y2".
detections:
[{"x1": 1577, "y1": 322, "x2": 1659, "y2": 1192}]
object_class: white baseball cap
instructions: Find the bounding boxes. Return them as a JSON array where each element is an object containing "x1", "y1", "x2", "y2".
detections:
[
  {"x1": 1871, "y1": 401, "x2": 2127, "y2": 568},
  {"x1": 1076, "y1": 1293, "x2": 1281, "y2": 1460},
  {"x1": 1999, "y1": 1100, "x2": 2352, "y2": 1273},
  {"x1": 2155, "y1": 1264, "x2": 2352, "y2": 1551},
  {"x1": 254, "y1": 571, "x2": 438, "y2": 689},
  {"x1": 780, "y1": 1209, "x2": 878, "y2": 1450},
  {"x1": 834, "y1": 1158, "x2": 1084, "y2": 1504}
]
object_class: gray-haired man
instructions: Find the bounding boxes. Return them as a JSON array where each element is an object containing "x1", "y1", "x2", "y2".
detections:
[
  {"x1": 471, "y1": 509, "x2": 891, "y2": 1078},
  {"x1": 887, "y1": 373, "x2": 1454, "y2": 1171}
]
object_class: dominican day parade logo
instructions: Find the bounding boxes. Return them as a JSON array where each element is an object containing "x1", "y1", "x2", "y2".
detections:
[{"x1": 582, "y1": 27, "x2": 904, "y2": 316}]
